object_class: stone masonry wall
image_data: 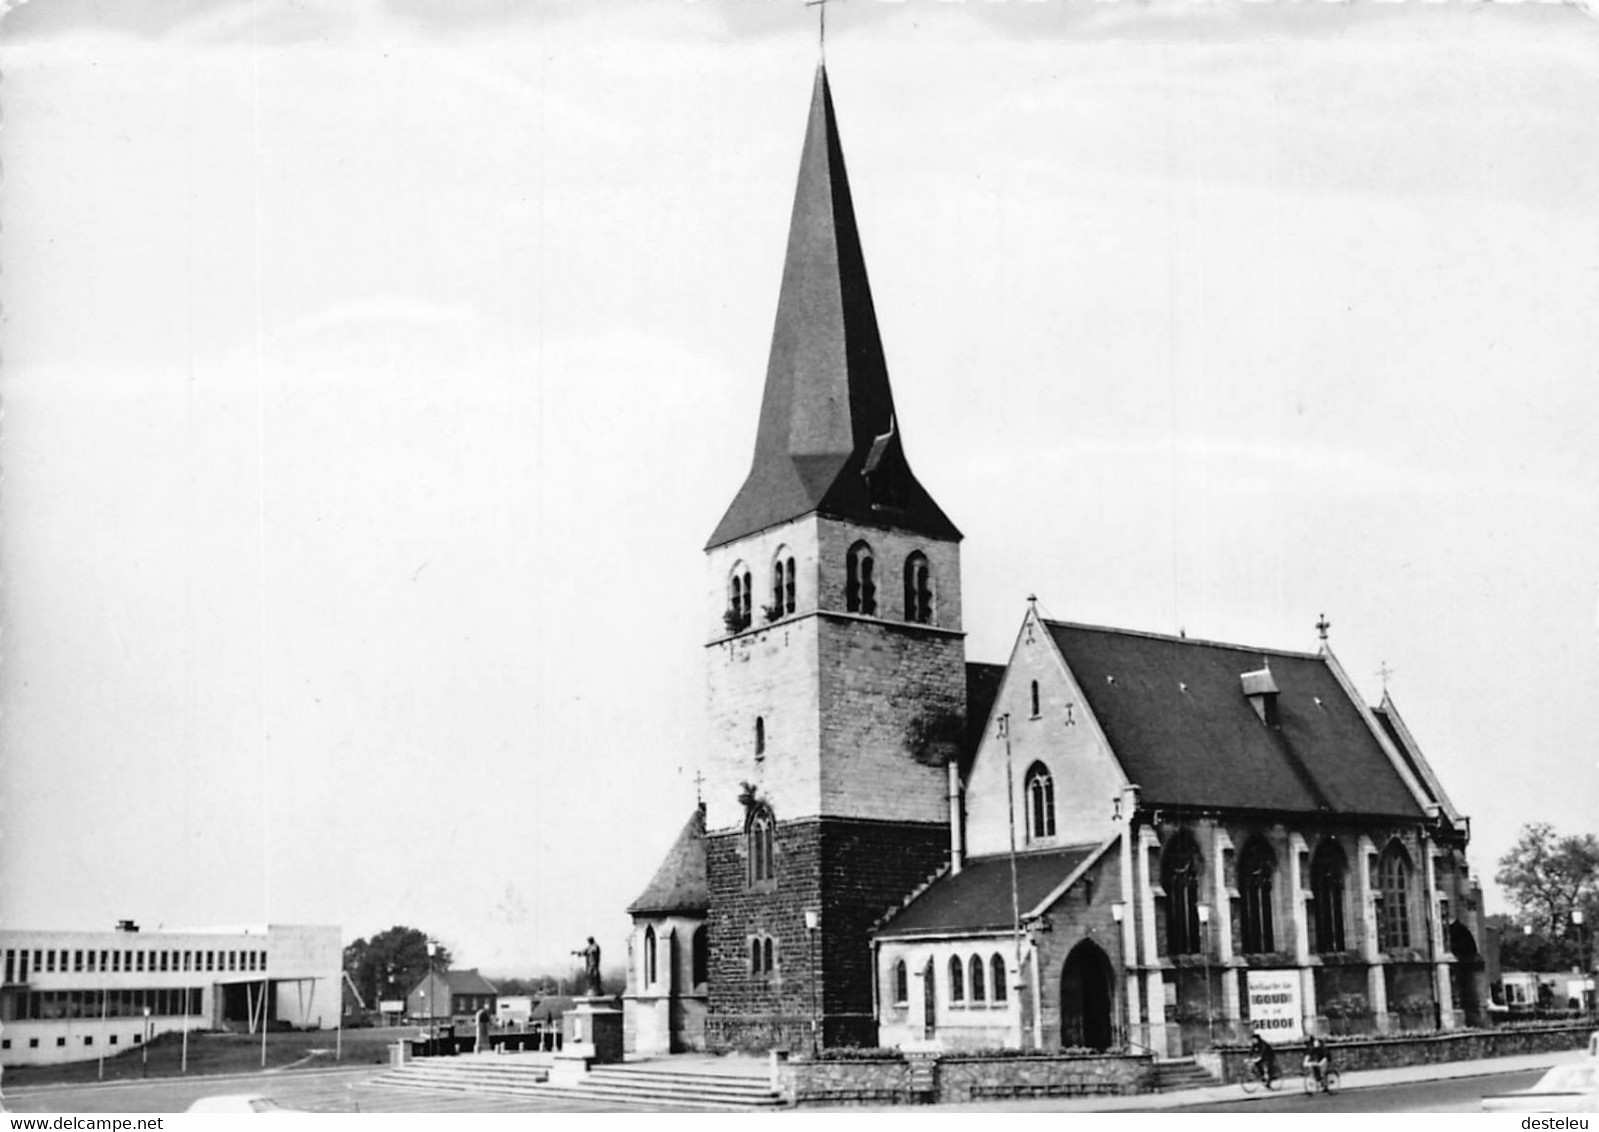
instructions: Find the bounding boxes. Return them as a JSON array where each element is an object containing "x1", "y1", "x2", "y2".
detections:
[
  {"x1": 816, "y1": 614, "x2": 964, "y2": 825},
  {"x1": 705, "y1": 818, "x2": 948, "y2": 1052},
  {"x1": 787, "y1": 1053, "x2": 1154, "y2": 1106}
]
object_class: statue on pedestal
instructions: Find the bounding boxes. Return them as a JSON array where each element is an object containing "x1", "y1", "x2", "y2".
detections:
[{"x1": 571, "y1": 937, "x2": 603, "y2": 997}]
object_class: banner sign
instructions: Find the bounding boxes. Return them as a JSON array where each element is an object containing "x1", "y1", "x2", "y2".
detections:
[{"x1": 1245, "y1": 970, "x2": 1304, "y2": 1042}]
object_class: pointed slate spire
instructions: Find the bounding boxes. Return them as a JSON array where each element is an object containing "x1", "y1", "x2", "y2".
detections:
[{"x1": 707, "y1": 67, "x2": 960, "y2": 550}]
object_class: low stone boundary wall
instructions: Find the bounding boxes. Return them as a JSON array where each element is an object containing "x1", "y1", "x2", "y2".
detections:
[
  {"x1": 1198, "y1": 1022, "x2": 1595, "y2": 1084},
  {"x1": 787, "y1": 1052, "x2": 1154, "y2": 1106}
]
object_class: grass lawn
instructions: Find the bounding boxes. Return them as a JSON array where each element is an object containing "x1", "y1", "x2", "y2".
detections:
[{"x1": 3, "y1": 1027, "x2": 404, "y2": 1089}]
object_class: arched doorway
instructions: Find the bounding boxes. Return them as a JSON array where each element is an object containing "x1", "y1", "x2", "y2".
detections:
[
  {"x1": 1449, "y1": 920, "x2": 1484, "y2": 1026},
  {"x1": 1061, "y1": 940, "x2": 1114, "y2": 1051}
]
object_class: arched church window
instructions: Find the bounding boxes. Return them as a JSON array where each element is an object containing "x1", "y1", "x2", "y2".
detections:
[
  {"x1": 771, "y1": 549, "x2": 796, "y2": 617},
  {"x1": 948, "y1": 955, "x2": 965, "y2": 1004},
  {"x1": 846, "y1": 541, "x2": 877, "y2": 615},
  {"x1": 1030, "y1": 680, "x2": 1041, "y2": 718},
  {"x1": 763, "y1": 937, "x2": 775, "y2": 975},
  {"x1": 1161, "y1": 832, "x2": 1204, "y2": 955},
  {"x1": 1310, "y1": 840, "x2": 1349, "y2": 954},
  {"x1": 749, "y1": 937, "x2": 762, "y2": 974},
  {"x1": 903, "y1": 552, "x2": 932, "y2": 623},
  {"x1": 748, "y1": 809, "x2": 776, "y2": 886},
  {"x1": 727, "y1": 563, "x2": 753, "y2": 631},
  {"x1": 1377, "y1": 841, "x2": 1413, "y2": 951},
  {"x1": 644, "y1": 926, "x2": 657, "y2": 986},
  {"x1": 755, "y1": 717, "x2": 765, "y2": 760},
  {"x1": 990, "y1": 954, "x2": 1007, "y2": 1003},
  {"x1": 969, "y1": 954, "x2": 985, "y2": 1003},
  {"x1": 893, "y1": 959, "x2": 908, "y2": 1005},
  {"x1": 692, "y1": 927, "x2": 708, "y2": 988},
  {"x1": 1024, "y1": 762, "x2": 1055, "y2": 841},
  {"x1": 1239, "y1": 837, "x2": 1276, "y2": 954}
]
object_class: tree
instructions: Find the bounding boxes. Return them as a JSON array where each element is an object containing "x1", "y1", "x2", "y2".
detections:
[
  {"x1": 344, "y1": 927, "x2": 453, "y2": 1008},
  {"x1": 1494, "y1": 823, "x2": 1599, "y2": 969}
]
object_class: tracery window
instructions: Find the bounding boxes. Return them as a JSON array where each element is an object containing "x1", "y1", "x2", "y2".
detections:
[
  {"x1": 1239, "y1": 837, "x2": 1276, "y2": 954},
  {"x1": 1310, "y1": 840, "x2": 1348, "y2": 954},
  {"x1": 1161, "y1": 832, "x2": 1204, "y2": 956},
  {"x1": 846, "y1": 541, "x2": 877, "y2": 615},
  {"x1": 748, "y1": 809, "x2": 776, "y2": 885},
  {"x1": 1377, "y1": 841, "x2": 1414, "y2": 951},
  {"x1": 903, "y1": 552, "x2": 932, "y2": 623},
  {"x1": 1024, "y1": 762, "x2": 1055, "y2": 841}
]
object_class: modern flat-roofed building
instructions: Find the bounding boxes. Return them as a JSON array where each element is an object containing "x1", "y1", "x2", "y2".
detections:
[{"x1": 0, "y1": 922, "x2": 341, "y2": 1067}]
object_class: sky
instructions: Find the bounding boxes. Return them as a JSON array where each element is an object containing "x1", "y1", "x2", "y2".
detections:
[{"x1": 1, "y1": 0, "x2": 1596, "y2": 977}]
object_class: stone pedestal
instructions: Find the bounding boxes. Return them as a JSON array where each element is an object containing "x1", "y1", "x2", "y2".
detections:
[{"x1": 549, "y1": 996, "x2": 624, "y2": 1085}]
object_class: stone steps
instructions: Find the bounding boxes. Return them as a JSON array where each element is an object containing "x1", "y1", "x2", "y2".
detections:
[
  {"x1": 1152, "y1": 1057, "x2": 1218, "y2": 1092},
  {"x1": 368, "y1": 1058, "x2": 786, "y2": 1110},
  {"x1": 568, "y1": 1065, "x2": 786, "y2": 1109},
  {"x1": 368, "y1": 1058, "x2": 551, "y2": 1098}
]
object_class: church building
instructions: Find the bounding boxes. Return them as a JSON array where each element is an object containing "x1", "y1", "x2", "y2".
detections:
[{"x1": 622, "y1": 65, "x2": 1487, "y2": 1059}]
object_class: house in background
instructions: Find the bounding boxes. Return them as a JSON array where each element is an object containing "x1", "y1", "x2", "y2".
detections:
[{"x1": 406, "y1": 969, "x2": 498, "y2": 1026}]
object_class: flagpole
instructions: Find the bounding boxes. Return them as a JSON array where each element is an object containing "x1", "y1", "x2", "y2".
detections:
[{"x1": 1002, "y1": 712, "x2": 1025, "y2": 1049}]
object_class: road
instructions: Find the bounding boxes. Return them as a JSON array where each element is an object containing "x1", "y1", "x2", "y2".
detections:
[
  {"x1": 1141, "y1": 1067, "x2": 1548, "y2": 1114},
  {"x1": 1, "y1": 1067, "x2": 642, "y2": 1114},
  {"x1": 0, "y1": 1064, "x2": 1553, "y2": 1114}
]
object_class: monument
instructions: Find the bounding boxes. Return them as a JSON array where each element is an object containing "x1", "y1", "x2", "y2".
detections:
[{"x1": 551, "y1": 936, "x2": 624, "y2": 1083}]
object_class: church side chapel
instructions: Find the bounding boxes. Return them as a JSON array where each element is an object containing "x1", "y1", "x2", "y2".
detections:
[{"x1": 622, "y1": 63, "x2": 1486, "y2": 1058}]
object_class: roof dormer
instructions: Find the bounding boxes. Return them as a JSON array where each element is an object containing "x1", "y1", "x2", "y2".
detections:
[{"x1": 1241, "y1": 663, "x2": 1280, "y2": 727}]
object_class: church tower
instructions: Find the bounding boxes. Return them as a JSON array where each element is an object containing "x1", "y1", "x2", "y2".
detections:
[{"x1": 702, "y1": 66, "x2": 967, "y2": 1051}]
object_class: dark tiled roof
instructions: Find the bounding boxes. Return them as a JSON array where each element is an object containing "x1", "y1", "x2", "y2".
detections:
[
  {"x1": 1046, "y1": 621, "x2": 1423, "y2": 819},
  {"x1": 444, "y1": 969, "x2": 498, "y2": 996},
  {"x1": 879, "y1": 845, "x2": 1102, "y2": 937},
  {"x1": 961, "y1": 662, "x2": 1007, "y2": 778},
  {"x1": 706, "y1": 66, "x2": 959, "y2": 550},
  {"x1": 531, "y1": 995, "x2": 573, "y2": 1022},
  {"x1": 628, "y1": 808, "x2": 709, "y2": 916}
]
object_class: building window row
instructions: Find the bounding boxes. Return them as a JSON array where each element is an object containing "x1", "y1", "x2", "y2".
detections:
[
  {"x1": 13, "y1": 987, "x2": 204, "y2": 1020},
  {"x1": 727, "y1": 548, "x2": 797, "y2": 633},
  {"x1": 725, "y1": 543, "x2": 938, "y2": 629},
  {"x1": 1156, "y1": 831, "x2": 1418, "y2": 959},
  {"x1": 892, "y1": 954, "x2": 1007, "y2": 1012},
  {"x1": 3, "y1": 947, "x2": 264, "y2": 984}
]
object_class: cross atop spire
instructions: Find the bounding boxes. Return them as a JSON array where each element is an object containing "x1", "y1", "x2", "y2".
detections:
[
  {"x1": 706, "y1": 67, "x2": 960, "y2": 550},
  {"x1": 805, "y1": 0, "x2": 833, "y2": 59}
]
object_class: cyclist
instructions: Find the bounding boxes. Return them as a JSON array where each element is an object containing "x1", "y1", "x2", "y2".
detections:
[
  {"x1": 1249, "y1": 1031, "x2": 1278, "y2": 1086},
  {"x1": 1303, "y1": 1032, "x2": 1332, "y2": 1091}
]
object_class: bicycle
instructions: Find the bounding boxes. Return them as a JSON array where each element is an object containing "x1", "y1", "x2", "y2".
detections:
[
  {"x1": 1301, "y1": 1061, "x2": 1341, "y2": 1095},
  {"x1": 1240, "y1": 1056, "x2": 1281, "y2": 1093}
]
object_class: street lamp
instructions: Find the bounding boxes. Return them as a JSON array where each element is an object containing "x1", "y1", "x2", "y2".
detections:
[
  {"x1": 1574, "y1": 910, "x2": 1593, "y2": 1018},
  {"x1": 1197, "y1": 904, "x2": 1214, "y2": 1046},
  {"x1": 141, "y1": 1005, "x2": 151, "y2": 1077},
  {"x1": 804, "y1": 910, "x2": 820, "y2": 1056}
]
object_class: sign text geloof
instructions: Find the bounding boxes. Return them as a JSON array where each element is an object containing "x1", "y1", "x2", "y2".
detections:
[{"x1": 1245, "y1": 970, "x2": 1304, "y2": 1042}]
